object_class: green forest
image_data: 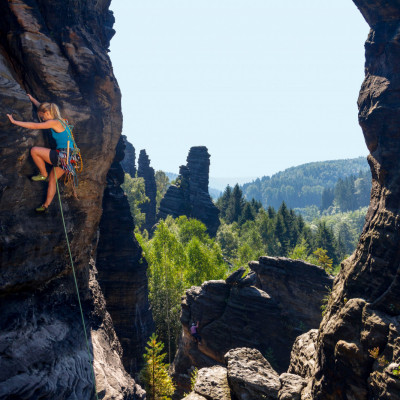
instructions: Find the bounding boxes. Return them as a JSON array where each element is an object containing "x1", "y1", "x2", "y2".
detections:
[
  {"x1": 122, "y1": 158, "x2": 372, "y2": 374},
  {"x1": 241, "y1": 157, "x2": 370, "y2": 209}
]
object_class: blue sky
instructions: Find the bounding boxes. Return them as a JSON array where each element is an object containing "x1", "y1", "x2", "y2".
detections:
[{"x1": 109, "y1": 0, "x2": 370, "y2": 180}]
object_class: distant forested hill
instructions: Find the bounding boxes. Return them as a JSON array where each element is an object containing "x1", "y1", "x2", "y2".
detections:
[{"x1": 241, "y1": 157, "x2": 370, "y2": 209}]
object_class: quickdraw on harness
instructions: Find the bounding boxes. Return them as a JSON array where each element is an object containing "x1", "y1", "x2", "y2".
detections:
[{"x1": 58, "y1": 119, "x2": 83, "y2": 197}]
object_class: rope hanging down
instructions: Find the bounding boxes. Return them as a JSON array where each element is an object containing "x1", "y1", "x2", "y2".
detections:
[{"x1": 55, "y1": 167, "x2": 99, "y2": 400}]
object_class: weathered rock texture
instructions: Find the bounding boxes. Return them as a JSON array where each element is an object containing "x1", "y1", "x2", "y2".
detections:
[
  {"x1": 171, "y1": 257, "x2": 332, "y2": 394},
  {"x1": 96, "y1": 136, "x2": 154, "y2": 375},
  {"x1": 0, "y1": 1, "x2": 144, "y2": 398},
  {"x1": 225, "y1": 347, "x2": 281, "y2": 400},
  {"x1": 284, "y1": 2, "x2": 400, "y2": 399},
  {"x1": 137, "y1": 149, "x2": 157, "y2": 232},
  {"x1": 184, "y1": 347, "x2": 304, "y2": 400},
  {"x1": 121, "y1": 135, "x2": 136, "y2": 178},
  {"x1": 158, "y1": 146, "x2": 220, "y2": 236}
]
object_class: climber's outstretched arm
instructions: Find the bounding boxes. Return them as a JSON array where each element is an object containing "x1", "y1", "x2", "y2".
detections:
[
  {"x1": 7, "y1": 114, "x2": 58, "y2": 130},
  {"x1": 27, "y1": 94, "x2": 41, "y2": 107}
]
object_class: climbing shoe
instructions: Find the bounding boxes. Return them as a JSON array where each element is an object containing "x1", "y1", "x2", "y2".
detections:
[
  {"x1": 35, "y1": 204, "x2": 48, "y2": 213},
  {"x1": 31, "y1": 174, "x2": 48, "y2": 182}
]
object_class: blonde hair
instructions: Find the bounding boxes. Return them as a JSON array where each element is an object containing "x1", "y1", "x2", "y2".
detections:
[{"x1": 38, "y1": 102, "x2": 62, "y2": 120}]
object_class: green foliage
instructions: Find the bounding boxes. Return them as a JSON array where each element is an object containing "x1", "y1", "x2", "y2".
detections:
[
  {"x1": 320, "y1": 286, "x2": 332, "y2": 316},
  {"x1": 139, "y1": 333, "x2": 175, "y2": 400},
  {"x1": 122, "y1": 173, "x2": 149, "y2": 230},
  {"x1": 216, "y1": 184, "x2": 262, "y2": 225},
  {"x1": 287, "y1": 238, "x2": 318, "y2": 264},
  {"x1": 138, "y1": 216, "x2": 229, "y2": 362},
  {"x1": 313, "y1": 248, "x2": 333, "y2": 273},
  {"x1": 155, "y1": 170, "x2": 170, "y2": 212},
  {"x1": 190, "y1": 368, "x2": 198, "y2": 391},
  {"x1": 215, "y1": 191, "x2": 362, "y2": 274},
  {"x1": 241, "y1": 157, "x2": 370, "y2": 210}
]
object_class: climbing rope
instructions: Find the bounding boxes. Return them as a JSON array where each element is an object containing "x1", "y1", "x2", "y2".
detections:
[{"x1": 54, "y1": 167, "x2": 99, "y2": 400}]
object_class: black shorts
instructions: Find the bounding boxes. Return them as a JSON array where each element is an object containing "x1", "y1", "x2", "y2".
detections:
[{"x1": 49, "y1": 149, "x2": 59, "y2": 166}]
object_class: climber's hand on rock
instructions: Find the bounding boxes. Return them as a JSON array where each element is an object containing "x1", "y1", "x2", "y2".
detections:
[
  {"x1": 27, "y1": 94, "x2": 40, "y2": 107},
  {"x1": 7, "y1": 114, "x2": 15, "y2": 124}
]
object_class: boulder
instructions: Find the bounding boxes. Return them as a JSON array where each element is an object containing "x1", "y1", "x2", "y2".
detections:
[
  {"x1": 278, "y1": 373, "x2": 306, "y2": 400},
  {"x1": 194, "y1": 366, "x2": 231, "y2": 400},
  {"x1": 183, "y1": 393, "x2": 208, "y2": 400},
  {"x1": 287, "y1": 329, "x2": 318, "y2": 378},
  {"x1": 225, "y1": 347, "x2": 281, "y2": 400}
]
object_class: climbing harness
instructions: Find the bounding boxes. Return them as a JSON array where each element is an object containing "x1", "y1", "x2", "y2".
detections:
[
  {"x1": 57, "y1": 119, "x2": 83, "y2": 197},
  {"x1": 55, "y1": 168, "x2": 99, "y2": 400}
]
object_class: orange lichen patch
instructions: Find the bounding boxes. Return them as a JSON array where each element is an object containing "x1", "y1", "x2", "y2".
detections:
[{"x1": 8, "y1": 0, "x2": 42, "y2": 33}]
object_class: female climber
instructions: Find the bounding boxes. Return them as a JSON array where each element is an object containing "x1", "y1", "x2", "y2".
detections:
[{"x1": 7, "y1": 95, "x2": 74, "y2": 213}]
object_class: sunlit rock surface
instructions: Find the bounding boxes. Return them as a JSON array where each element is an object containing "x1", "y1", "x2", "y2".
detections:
[
  {"x1": 0, "y1": 1, "x2": 144, "y2": 398},
  {"x1": 290, "y1": 2, "x2": 400, "y2": 398}
]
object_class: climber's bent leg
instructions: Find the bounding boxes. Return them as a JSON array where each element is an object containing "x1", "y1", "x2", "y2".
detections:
[
  {"x1": 31, "y1": 147, "x2": 51, "y2": 177},
  {"x1": 44, "y1": 167, "x2": 65, "y2": 207}
]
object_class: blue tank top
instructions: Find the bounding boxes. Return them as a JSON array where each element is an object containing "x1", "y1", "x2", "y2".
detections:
[{"x1": 50, "y1": 120, "x2": 75, "y2": 150}]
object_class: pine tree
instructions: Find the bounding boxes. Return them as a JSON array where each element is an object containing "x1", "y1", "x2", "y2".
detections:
[
  {"x1": 314, "y1": 222, "x2": 338, "y2": 264},
  {"x1": 275, "y1": 213, "x2": 289, "y2": 255},
  {"x1": 140, "y1": 333, "x2": 175, "y2": 400},
  {"x1": 217, "y1": 185, "x2": 232, "y2": 220},
  {"x1": 226, "y1": 184, "x2": 245, "y2": 223},
  {"x1": 267, "y1": 206, "x2": 276, "y2": 219},
  {"x1": 239, "y1": 203, "x2": 255, "y2": 225}
]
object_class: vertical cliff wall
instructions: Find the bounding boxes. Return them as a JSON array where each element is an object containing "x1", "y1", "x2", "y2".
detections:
[
  {"x1": 0, "y1": 1, "x2": 144, "y2": 398},
  {"x1": 137, "y1": 149, "x2": 157, "y2": 232},
  {"x1": 301, "y1": 2, "x2": 400, "y2": 399},
  {"x1": 158, "y1": 146, "x2": 220, "y2": 236},
  {"x1": 121, "y1": 135, "x2": 136, "y2": 178},
  {"x1": 97, "y1": 137, "x2": 154, "y2": 375}
]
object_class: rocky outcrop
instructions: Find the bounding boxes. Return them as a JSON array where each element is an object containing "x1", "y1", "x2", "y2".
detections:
[
  {"x1": 184, "y1": 347, "x2": 304, "y2": 400},
  {"x1": 171, "y1": 257, "x2": 333, "y2": 394},
  {"x1": 96, "y1": 136, "x2": 154, "y2": 375},
  {"x1": 138, "y1": 149, "x2": 157, "y2": 232},
  {"x1": 193, "y1": 366, "x2": 231, "y2": 400},
  {"x1": 121, "y1": 135, "x2": 136, "y2": 178},
  {"x1": 225, "y1": 348, "x2": 281, "y2": 400},
  {"x1": 0, "y1": 1, "x2": 144, "y2": 398},
  {"x1": 287, "y1": 329, "x2": 318, "y2": 379},
  {"x1": 158, "y1": 146, "x2": 220, "y2": 236},
  {"x1": 287, "y1": 2, "x2": 400, "y2": 399}
]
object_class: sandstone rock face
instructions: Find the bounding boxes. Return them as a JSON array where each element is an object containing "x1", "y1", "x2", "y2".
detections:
[
  {"x1": 158, "y1": 146, "x2": 220, "y2": 236},
  {"x1": 278, "y1": 373, "x2": 306, "y2": 400},
  {"x1": 121, "y1": 135, "x2": 136, "y2": 178},
  {"x1": 287, "y1": 329, "x2": 318, "y2": 379},
  {"x1": 194, "y1": 365, "x2": 231, "y2": 400},
  {"x1": 298, "y1": 2, "x2": 400, "y2": 398},
  {"x1": 184, "y1": 347, "x2": 306, "y2": 400},
  {"x1": 138, "y1": 149, "x2": 157, "y2": 232},
  {"x1": 0, "y1": 1, "x2": 144, "y2": 398},
  {"x1": 171, "y1": 257, "x2": 332, "y2": 394},
  {"x1": 250, "y1": 257, "x2": 333, "y2": 329},
  {"x1": 225, "y1": 347, "x2": 281, "y2": 400},
  {"x1": 96, "y1": 136, "x2": 154, "y2": 375}
]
